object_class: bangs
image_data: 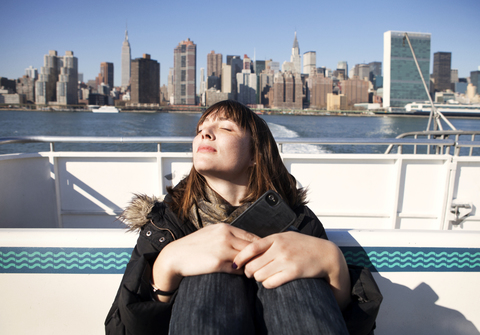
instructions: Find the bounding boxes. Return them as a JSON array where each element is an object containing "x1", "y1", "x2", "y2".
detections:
[{"x1": 198, "y1": 100, "x2": 252, "y2": 132}]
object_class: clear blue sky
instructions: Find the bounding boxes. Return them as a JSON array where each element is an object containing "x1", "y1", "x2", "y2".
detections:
[{"x1": 1, "y1": 0, "x2": 479, "y2": 89}]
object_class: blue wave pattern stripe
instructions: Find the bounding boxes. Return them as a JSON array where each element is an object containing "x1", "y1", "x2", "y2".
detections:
[
  {"x1": 2, "y1": 246, "x2": 480, "y2": 274},
  {"x1": 340, "y1": 247, "x2": 480, "y2": 272},
  {"x1": 0, "y1": 247, "x2": 134, "y2": 274}
]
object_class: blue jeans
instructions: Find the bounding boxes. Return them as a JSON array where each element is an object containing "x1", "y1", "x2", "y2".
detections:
[{"x1": 169, "y1": 273, "x2": 348, "y2": 335}]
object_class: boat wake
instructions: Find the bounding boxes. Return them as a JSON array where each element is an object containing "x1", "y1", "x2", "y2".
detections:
[{"x1": 268, "y1": 122, "x2": 329, "y2": 154}]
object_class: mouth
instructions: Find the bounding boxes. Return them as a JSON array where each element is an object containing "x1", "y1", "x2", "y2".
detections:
[{"x1": 197, "y1": 145, "x2": 216, "y2": 153}]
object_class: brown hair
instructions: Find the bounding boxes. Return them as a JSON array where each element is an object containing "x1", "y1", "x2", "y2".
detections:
[{"x1": 167, "y1": 100, "x2": 307, "y2": 219}]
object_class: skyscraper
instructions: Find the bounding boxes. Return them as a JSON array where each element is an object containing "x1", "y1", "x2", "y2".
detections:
[
  {"x1": 35, "y1": 50, "x2": 78, "y2": 105},
  {"x1": 337, "y1": 61, "x2": 348, "y2": 79},
  {"x1": 303, "y1": 51, "x2": 316, "y2": 75},
  {"x1": 36, "y1": 50, "x2": 59, "y2": 104},
  {"x1": 56, "y1": 51, "x2": 78, "y2": 105},
  {"x1": 236, "y1": 56, "x2": 257, "y2": 105},
  {"x1": 130, "y1": 54, "x2": 160, "y2": 104},
  {"x1": 207, "y1": 51, "x2": 222, "y2": 77},
  {"x1": 291, "y1": 32, "x2": 301, "y2": 74},
  {"x1": 470, "y1": 70, "x2": 480, "y2": 90},
  {"x1": 310, "y1": 73, "x2": 332, "y2": 109},
  {"x1": 98, "y1": 62, "x2": 114, "y2": 89},
  {"x1": 173, "y1": 38, "x2": 197, "y2": 105},
  {"x1": 121, "y1": 27, "x2": 131, "y2": 88},
  {"x1": 433, "y1": 52, "x2": 451, "y2": 92},
  {"x1": 383, "y1": 31, "x2": 431, "y2": 108}
]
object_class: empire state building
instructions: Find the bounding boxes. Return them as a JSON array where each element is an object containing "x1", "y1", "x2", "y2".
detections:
[{"x1": 121, "y1": 27, "x2": 131, "y2": 88}]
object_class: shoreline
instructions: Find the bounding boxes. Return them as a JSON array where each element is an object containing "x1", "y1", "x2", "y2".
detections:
[{"x1": 1, "y1": 106, "x2": 480, "y2": 119}]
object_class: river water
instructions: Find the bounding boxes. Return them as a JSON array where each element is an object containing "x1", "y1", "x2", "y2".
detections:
[{"x1": 1, "y1": 110, "x2": 479, "y2": 155}]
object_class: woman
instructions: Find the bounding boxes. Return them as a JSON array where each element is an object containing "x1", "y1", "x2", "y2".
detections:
[{"x1": 105, "y1": 100, "x2": 382, "y2": 335}]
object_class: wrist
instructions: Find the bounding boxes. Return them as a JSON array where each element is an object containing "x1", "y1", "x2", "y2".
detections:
[{"x1": 152, "y1": 245, "x2": 183, "y2": 292}]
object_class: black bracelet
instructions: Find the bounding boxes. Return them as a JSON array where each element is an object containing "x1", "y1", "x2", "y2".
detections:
[{"x1": 150, "y1": 280, "x2": 177, "y2": 296}]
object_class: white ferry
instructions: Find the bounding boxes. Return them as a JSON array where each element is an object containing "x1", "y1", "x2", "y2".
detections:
[
  {"x1": 405, "y1": 101, "x2": 480, "y2": 117},
  {"x1": 1, "y1": 133, "x2": 480, "y2": 334},
  {"x1": 91, "y1": 105, "x2": 120, "y2": 113}
]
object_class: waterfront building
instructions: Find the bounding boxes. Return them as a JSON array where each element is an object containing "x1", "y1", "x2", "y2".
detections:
[
  {"x1": 226, "y1": 55, "x2": 241, "y2": 66},
  {"x1": 35, "y1": 50, "x2": 59, "y2": 104},
  {"x1": 199, "y1": 67, "x2": 206, "y2": 96},
  {"x1": 433, "y1": 52, "x2": 452, "y2": 92},
  {"x1": 236, "y1": 68, "x2": 257, "y2": 105},
  {"x1": 173, "y1": 38, "x2": 196, "y2": 105},
  {"x1": 221, "y1": 64, "x2": 232, "y2": 94},
  {"x1": 471, "y1": 71, "x2": 480, "y2": 90},
  {"x1": 254, "y1": 60, "x2": 266, "y2": 104},
  {"x1": 207, "y1": 51, "x2": 222, "y2": 77},
  {"x1": 56, "y1": 51, "x2": 78, "y2": 105},
  {"x1": 340, "y1": 77, "x2": 369, "y2": 106},
  {"x1": 351, "y1": 64, "x2": 370, "y2": 81},
  {"x1": 243, "y1": 55, "x2": 252, "y2": 71},
  {"x1": 310, "y1": 73, "x2": 333, "y2": 109},
  {"x1": 207, "y1": 76, "x2": 221, "y2": 90},
  {"x1": 206, "y1": 87, "x2": 232, "y2": 106},
  {"x1": 303, "y1": 51, "x2": 316, "y2": 75},
  {"x1": 282, "y1": 61, "x2": 295, "y2": 73},
  {"x1": 327, "y1": 93, "x2": 347, "y2": 110},
  {"x1": 35, "y1": 50, "x2": 78, "y2": 105},
  {"x1": 121, "y1": 27, "x2": 131, "y2": 88},
  {"x1": 167, "y1": 68, "x2": 174, "y2": 102},
  {"x1": 25, "y1": 66, "x2": 38, "y2": 80},
  {"x1": 266, "y1": 60, "x2": 280, "y2": 74},
  {"x1": 16, "y1": 76, "x2": 35, "y2": 103},
  {"x1": 207, "y1": 51, "x2": 222, "y2": 92},
  {"x1": 337, "y1": 61, "x2": 348, "y2": 79},
  {"x1": 130, "y1": 54, "x2": 160, "y2": 104},
  {"x1": 467, "y1": 83, "x2": 477, "y2": 99},
  {"x1": 383, "y1": 31, "x2": 431, "y2": 108},
  {"x1": 368, "y1": 62, "x2": 382, "y2": 80},
  {"x1": 272, "y1": 71, "x2": 302, "y2": 109},
  {"x1": 451, "y1": 69, "x2": 459, "y2": 83},
  {"x1": 290, "y1": 32, "x2": 301, "y2": 74},
  {"x1": 254, "y1": 60, "x2": 265, "y2": 74},
  {"x1": 97, "y1": 62, "x2": 114, "y2": 90},
  {"x1": 334, "y1": 68, "x2": 346, "y2": 80},
  {"x1": 317, "y1": 67, "x2": 326, "y2": 76},
  {"x1": 258, "y1": 70, "x2": 274, "y2": 107},
  {"x1": 226, "y1": 55, "x2": 242, "y2": 100},
  {"x1": 455, "y1": 81, "x2": 468, "y2": 94}
]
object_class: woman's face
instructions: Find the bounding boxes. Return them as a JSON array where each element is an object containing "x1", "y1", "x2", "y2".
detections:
[{"x1": 193, "y1": 111, "x2": 254, "y2": 185}]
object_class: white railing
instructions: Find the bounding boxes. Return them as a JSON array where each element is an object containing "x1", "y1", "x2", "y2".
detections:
[{"x1": 0, "y1": 136, "x2": 479, "y2": 230}]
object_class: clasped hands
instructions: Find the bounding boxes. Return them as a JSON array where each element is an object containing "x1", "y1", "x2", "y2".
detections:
[{"x1": 152, "y1": 223, "x2": 349, "y2": 305}]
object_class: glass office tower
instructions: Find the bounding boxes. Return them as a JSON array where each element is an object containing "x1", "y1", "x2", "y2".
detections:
[{"x1": 383, "y1": 31, "x2": 431, "y2": 108}]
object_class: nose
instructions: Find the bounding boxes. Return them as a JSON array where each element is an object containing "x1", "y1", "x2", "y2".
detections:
[{"x1": 201, "y1": 125, "x2": 215, "y2": 140}]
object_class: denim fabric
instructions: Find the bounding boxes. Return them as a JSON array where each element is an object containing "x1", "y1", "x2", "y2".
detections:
[{"x1": 169, "y1": 273, "x2": 348, "y2": 335}]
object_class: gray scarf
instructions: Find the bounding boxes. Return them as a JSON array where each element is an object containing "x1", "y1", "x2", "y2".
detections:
[{"x1": 188, "y1": 185, "x2": 251, "y2": 229}]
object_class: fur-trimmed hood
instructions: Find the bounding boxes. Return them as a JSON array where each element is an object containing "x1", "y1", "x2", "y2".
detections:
[{"x1": 118, "y1": 194, "x2": 165, "y2": 232}]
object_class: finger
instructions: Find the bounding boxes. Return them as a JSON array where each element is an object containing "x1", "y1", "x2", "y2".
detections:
[
  {"x1": 245, "y1": 256, "x2": 276, "y2": 280},
  {"x1": 233, "y1": 237, "x2": 273, "y2": 269},
  {"x1": 260, "y1": 271, "x2": 296, "y2": 289},
  {"x1": 228, "y1": 225, "x2": 260, "y2": 243}
]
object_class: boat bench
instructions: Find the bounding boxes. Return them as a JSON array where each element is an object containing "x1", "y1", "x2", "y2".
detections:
[{"x1": 1, "y1": 228, "x2": 479, "y2": 334}]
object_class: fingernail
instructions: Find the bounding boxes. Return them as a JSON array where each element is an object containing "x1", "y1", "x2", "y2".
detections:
[{"x1": 232, "y1": 262, "x2": 238, "y2": 269}]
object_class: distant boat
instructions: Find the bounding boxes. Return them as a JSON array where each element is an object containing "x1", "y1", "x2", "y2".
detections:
[
  {"x1": 405, "y1": 101, "x2": 480, "y2": 117},
  {"x1": 91, "y1": 106, "x2": 119, "y2": 113}
]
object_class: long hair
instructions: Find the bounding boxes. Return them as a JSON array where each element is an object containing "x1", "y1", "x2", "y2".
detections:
[{"x1": 167, "y1": 100, "x2": 307, "y2": 219}]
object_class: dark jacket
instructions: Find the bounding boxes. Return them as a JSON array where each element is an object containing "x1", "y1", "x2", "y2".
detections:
[{"x1": 105, "y1": 194, "x2": 382, "y2": 335}]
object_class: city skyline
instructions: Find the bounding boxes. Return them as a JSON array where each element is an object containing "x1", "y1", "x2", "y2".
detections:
[{"x1": 1, "y1": 0, "x2": 479, "y2": 89}]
